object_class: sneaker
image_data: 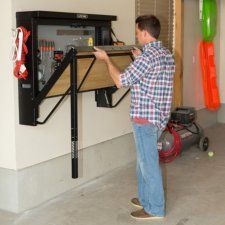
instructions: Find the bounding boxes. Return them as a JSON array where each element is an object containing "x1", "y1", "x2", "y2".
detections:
[
  {"x1": 130, "y1": 198, "x2": 142, "y2": 208},
  {"x1": 130, "y1": 209, "x2": 165, "y2": 220}
]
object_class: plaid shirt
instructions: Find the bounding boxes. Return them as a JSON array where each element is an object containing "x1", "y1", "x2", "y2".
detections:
[{"x1": 120, "y1": 41, "x2": 175, "y2": 130}]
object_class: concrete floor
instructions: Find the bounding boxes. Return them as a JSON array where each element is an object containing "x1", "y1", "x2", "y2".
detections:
[{"x1": 1, "y1": 123, "x2": 225, "y2": 225}]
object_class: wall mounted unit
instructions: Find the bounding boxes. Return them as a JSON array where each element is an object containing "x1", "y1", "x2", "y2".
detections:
[{"x1": 16, "y1": 11, "x2": 133, "y2": 178}]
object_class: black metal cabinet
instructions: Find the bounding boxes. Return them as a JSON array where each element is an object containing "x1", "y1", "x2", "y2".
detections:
[{"x1": 16, "y1": 11, "x2": 116, "y2": 126}]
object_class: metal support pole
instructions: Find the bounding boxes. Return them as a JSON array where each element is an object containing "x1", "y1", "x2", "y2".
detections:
[{"x1": 70, "y1": 50, "x2": 78, "y2": 179}]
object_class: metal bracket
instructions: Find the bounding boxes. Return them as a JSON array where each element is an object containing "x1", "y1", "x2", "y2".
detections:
[
  {"x1": 24, "y1": 47, "x2": 133, "y2": 179},
  {"x1": 95, "y1": 87, "x2": 130, "y2": 108}
]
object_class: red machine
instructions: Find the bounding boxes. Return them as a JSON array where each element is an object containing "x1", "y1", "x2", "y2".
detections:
[{"x1": 158, "y1": 107, "x2": 209, "y2": 163}]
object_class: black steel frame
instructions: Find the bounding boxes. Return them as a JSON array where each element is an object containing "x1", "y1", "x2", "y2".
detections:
[{"x1": 30, "y1": 48, "x2": 132, "y2": 178}]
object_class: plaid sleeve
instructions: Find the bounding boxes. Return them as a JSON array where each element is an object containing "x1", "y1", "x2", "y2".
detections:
[{"x1": 120, "y1": 53, "x2": 153, "y2": 88}]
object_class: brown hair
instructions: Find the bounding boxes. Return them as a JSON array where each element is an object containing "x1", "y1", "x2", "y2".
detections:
[{"x1": 135, "y1": 15, "x2": 161, "y2": 39}]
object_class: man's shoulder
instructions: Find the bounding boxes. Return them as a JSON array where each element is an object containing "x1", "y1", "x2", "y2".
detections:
[
  {"x1": 144, "y1": 46, "x2": 173, "y2": 61},
  {"x1": 142, "y1": 47, "x2": 159, "y2": 59}
]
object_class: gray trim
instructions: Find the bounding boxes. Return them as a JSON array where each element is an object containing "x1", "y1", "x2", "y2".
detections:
[
  {"x1": 0, "y1": 133, "x2": 135, "y2": 213},
  {"x1": 196, "y1": 107, "x2": 218, "y2": 128},
  {"x1": 0, "y1": 169, "x2": 18, "y2": 212},
  {"x1": 218, "y1": 103, "x2": 225, "y2": 123}
]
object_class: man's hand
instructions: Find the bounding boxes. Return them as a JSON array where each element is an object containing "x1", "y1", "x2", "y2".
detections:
[
  {"x1": 93, "y1": 46, "x2": 109, "y2": 61},
  {"x1": 131, "y1": 47, "x2": 142, "y2": 58}
]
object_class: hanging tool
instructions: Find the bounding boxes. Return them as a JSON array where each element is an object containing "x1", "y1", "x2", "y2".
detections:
[{"x1": 12, "y1": 26, "x2": 30, "y2": 79}]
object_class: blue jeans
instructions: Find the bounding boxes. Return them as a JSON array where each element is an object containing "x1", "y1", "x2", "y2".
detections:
[{"x1": 132, "y1": 122, "x2": 165, "y2": 216}]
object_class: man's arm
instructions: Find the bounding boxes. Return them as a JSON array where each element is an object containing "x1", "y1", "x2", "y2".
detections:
[
  {"x1": 93, "y1": 47, "x2": 122, "y2": 88},
  {"x1": 104, "y1": 57, "x2": 122, "y2": 88}
]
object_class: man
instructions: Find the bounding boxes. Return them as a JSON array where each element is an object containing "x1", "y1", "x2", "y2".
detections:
[{"x1": 93, "y1": 15, "x2": 175, "y2": 220}]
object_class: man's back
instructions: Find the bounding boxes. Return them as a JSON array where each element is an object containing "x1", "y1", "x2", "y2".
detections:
[{"x1": 120, "y1": 41, "x2": 175, "y2": 130}]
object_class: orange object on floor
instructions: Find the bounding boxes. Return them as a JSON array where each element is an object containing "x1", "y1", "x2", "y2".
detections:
[{"x1": 199, "y1": 41, "x2": 220, "y2": 111}]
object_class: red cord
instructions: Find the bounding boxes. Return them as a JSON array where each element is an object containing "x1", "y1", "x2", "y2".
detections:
[
  {"x1": 13, "y1": 26, "x2": 30, "y2": 79},
  {"x1": 158, "y1": 125, "x2": 182, "y2": 163}
]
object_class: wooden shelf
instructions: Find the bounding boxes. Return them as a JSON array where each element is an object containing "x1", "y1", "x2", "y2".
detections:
[{"x1": 47, "y1": 53, "x2": 132, "y2": 96}]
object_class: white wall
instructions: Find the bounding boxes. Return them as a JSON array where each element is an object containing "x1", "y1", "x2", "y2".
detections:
[
  {"x1": 183, "y1": 0, "x2": 220, "y2": 110},
  {"x1": 11, "y1": 0, "x2": 135, "y2": 169},
  {"x1": 183, "y1": 0, "x2": 204, "y2": 108},
  {"x1": 0, "y1": 1, "x2": 17, "y2": 169}
]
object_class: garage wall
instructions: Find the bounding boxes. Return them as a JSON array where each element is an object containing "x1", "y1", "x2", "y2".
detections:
[{"x1": 11, "y1": 0, "x2": 135, "y2": 169}]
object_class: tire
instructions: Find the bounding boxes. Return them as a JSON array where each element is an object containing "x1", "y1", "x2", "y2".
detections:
[{"x1": 199, "y1": 137, "x2": 209, "y2": 151}]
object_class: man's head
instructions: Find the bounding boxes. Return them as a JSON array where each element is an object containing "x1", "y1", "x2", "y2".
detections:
[{"x1": 135, "y1": 15, "x2": 161, "y2": 45}]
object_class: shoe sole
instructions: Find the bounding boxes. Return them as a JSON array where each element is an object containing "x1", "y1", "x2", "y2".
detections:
[
  {"x1": 130, "y1": 214, "x2": 165, "y2": 220},
  {"x1": 131, "y1": 201, "x2": 143, "y2": 209}
]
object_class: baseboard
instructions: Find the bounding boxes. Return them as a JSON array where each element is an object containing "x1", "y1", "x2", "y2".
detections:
[
  {"x1": 0, "y1": 133, "x2": 136, "y2": 213},
  {"x1": 196, "y1": 107, "x2": 218, "y2": 128},
  {"x1": 217, "y1": 103, "x2": 225, "y2": 123},
  {"x1": 0, "y1": 169, "x2": 18, "y2": 212}
]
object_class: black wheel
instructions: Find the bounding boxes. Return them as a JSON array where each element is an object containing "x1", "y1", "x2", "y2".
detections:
[{"x1": 199, "y1": 137, "x2": 209, "y2": 151}]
